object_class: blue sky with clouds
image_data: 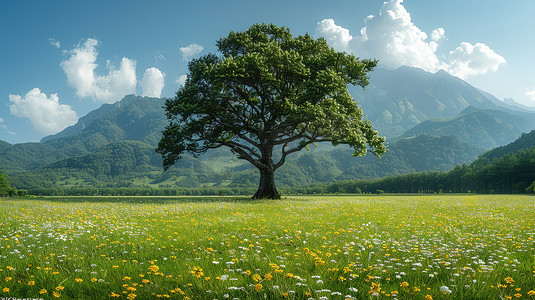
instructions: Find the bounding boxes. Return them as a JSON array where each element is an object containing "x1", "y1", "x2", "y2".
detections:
[{"x1": 1, "y1": 0, "x2": 535, "y2": 144}]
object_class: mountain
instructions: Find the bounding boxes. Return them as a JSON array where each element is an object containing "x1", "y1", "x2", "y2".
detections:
[
  {"x1": 351, "y1": 66, "x2": 501, "y2": 138},
  {"x1": 476, "y1": 129, "x2": 535, "y2": 163},
  {"x1": 398, "y1": 107, "x2": 535, "y2": 149}
]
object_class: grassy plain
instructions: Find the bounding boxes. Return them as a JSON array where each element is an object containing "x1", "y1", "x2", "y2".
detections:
[{"x1": 0, "y1": 195, "x2": 534, "y2": 299}]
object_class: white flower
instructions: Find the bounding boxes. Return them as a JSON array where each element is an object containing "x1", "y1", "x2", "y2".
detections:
[
  {"x1": 317, "y1": 279, "x2": 324, "y2": 284},
  {"x1": 349, "y1": 287, "x2": 358, "y2": 292},
  {"x1": 220, "y1": 275, "x2": 229, "y2": 281},
  {"x1": 440, "y1": 286, "x2": 452, "y2": 294}
]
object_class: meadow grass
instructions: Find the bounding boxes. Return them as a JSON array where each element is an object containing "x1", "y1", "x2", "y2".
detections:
[{"x1": 0, "y1": 195, "x2": 534, "y2": 299}]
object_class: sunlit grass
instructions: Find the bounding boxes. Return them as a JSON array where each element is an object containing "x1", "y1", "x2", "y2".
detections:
[{"x1": 0, "y1": 195, "x2": 534, "y2": 299}]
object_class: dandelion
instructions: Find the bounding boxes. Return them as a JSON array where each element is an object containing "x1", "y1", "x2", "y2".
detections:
[
  {"x1": 528, "y1": 291, "x2": 535, "y2": 296},
  {"x1": 425, "y1": 295, "x2": 433, "y2": 300},
  {"x1": 264, "y1": 273, "x2": 273, "y2": 280},
  {"x1": 91, "y1": 277, "x2": 98, "y2": 282},
  {"x1": 505, "y1": 277, "x2": 514, "y2": 284},
  {"x1": 514, "y1": 294, "x2": 522, "y2": 298},
  {"x1": 56, "y1": 286, "x2": 64, "y2": 291},
  {"x1": 39, "y1": 289, "x2": 48, "y2": 294},
  {"x1": 52, "y1": 291, "x2": 61, "y2": 298},
  {"x1": 123, "y1": 276, "x2": 132, "y2": 281},
  {"x1": 400, "y1": 282, "x2": 409, "y2": 287},
  {"x1": 28, "y1": 281, "x2": 35, "y2": 285},
  {"x1": 4, "y1": 277, "x2": 12, "y2": 282},
  {"x1": 148, "y1": 265, "x2": 160, "y2": 273},
  {"x1": 255, "y1": 283, "x2": 263, "y2": 291},
  {"x1": 2, "y1": 287, "x2": 9, "y2": 293},
  {"x1": 75, "y1": 278, "x2": 83, "y2": 283},
  {"x1": 252, "y1": 274, "x2": 262, "y2": 282}
]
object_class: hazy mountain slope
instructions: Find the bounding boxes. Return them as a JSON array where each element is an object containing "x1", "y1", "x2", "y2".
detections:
[
  {"x1": 350, "y1": 66, "x2": 497, "y2": 137},
  {"x1": 476, "y1": 129, "x2": 535, "y2": 163},
  {"x1": 398, "y1": 107, "x2": 535, "y2": 149}
]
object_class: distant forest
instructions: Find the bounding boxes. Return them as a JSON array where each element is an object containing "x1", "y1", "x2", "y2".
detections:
[{"x1": 19, "y1": 145, "x2": 535, "y2": 196}]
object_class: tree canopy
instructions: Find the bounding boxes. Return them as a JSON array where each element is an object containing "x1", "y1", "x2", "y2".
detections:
[{"x1": 157, "y1": 23, "x2": 385, "y2": 199}]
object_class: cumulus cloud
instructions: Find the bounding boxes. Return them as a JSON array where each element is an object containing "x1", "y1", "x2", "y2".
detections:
[
  {"x1": 49, "y1": 38, "x2": 61, "y2": 48},
  {"x1": 8, "y1": 88, "x2": 78, "y2": 135},
  {"x1": 141, "y1": 67, "x2": 165, "y2": 97},
  {"x1": 60, "y1": 38, "x2": 137, "y2": 103},
  {"x1": 315, "y1": 0, "x2": 505, "y2": 79},
  {"x1": 448, "y1": 42, "x2": 506, "y2": 79},
  {"x1": 180, "y1": 43, "x2": 203, "y2": 61},
  {"x1": 0, "y1": 117, "x2": 3, "y2": 123},
  {"x1": 431, "y1": 28, "x2": 445, "y2": 42},
  {"x1": 176, "y1": 74, "x2": 188, "y2": 87},
  {"x1": 315, "y1": 19, "x2": 353, "y2": 52}
]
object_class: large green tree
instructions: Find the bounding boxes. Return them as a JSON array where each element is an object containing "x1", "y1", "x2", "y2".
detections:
[{"x1": 157, "y1": 24, "x2": 385, "y2": 199}]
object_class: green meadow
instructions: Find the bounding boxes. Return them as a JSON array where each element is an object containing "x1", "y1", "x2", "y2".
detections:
[{"x1": 1, "y1": 195, "x2": 534, "y2": 299}]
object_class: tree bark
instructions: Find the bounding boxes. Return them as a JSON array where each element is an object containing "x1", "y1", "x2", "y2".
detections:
[{"x1": 252, "y1": 168, "x2": 280, "y2": 199}]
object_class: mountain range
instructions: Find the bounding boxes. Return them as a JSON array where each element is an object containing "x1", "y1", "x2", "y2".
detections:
[{"x1": 1, "y1": 66, "x2": 534, "y2": 191}]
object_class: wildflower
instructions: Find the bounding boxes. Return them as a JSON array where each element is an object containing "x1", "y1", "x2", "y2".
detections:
[
  {"x1": 2, "y1": 287, "x2": 9, "y2": 293},
  {"x1": 52, "y1": 291, "x2": 61, "y2": 298},
  {"x1": 369, "y1": 282, "x2": 381, "y2": 296},
  {"x1": 255, "y1": 283, "x2": 263, "y2": 291},
  {"x1": 75, "y1": 278, "x2": 83, "y2": 283},
  {"x1": 349, "y1": 287, "x2": 358, "y2": 293},
  {"x1": 425, "y1": 295, "x2": 433, "y2": 300},
  {"x1": 110, "y1": 292, "x2": 121, "y2": 297},
  {"x1": 148, "y1": 265, "x2": 160, "y2": 273},
  {"x1": 339, "y1": 276, "x2": 346, "y2": 282},
  {"x1": 91, "y1": 277, "x2": 98, "y2": 282},
  {"x1": 191, "y1": 267, "x2": 204, "y2": 278},
  {"x1": 286, "y1": 273, "x2": 294, "y2": 278},
  {"x1": 245, "y1": 270, "x2": 251, "y2": 276},
  {"x1": 505, "y1": 277, "x2": 514, "y2": 284},
  {"x1": 4, "y1": 277, "x2": 12, "y2": 282},
  {"x1": 514, "y1": 294, "x2": 522, "y2": 298},
  {"x1": 123, "y1": 276, "x2": 132, "y2": 281},
  {"x1": 220, "y1": 275, "x2": 229, "y2": 281},
  {"x1": 264, "y1": 273, "x2": 273, "y2": 280},
  {"x1": 39, "y1": 289, "x2": 48, "y2": 294},
  {"x1": 252, "y1": 274, "x2": 262, "y2": 282},
  {"x1": 127, "y1": 293, "x2": 137, "y2": 300},
  {"x1": 440, "y1": 286, "x2": 452, "y2": 294},
  {"x1": 56, "y1": 286, "x2": 64, "y2": 291},
  {"x1": 28, "y1": 281, "x2": 35, "y2": 285},
  {"x1": 400, "y1": 282, "x2": 409, "y2": 287},
  {"x1": 528, "y1": 291, "x2": 535, "y2": 296}
]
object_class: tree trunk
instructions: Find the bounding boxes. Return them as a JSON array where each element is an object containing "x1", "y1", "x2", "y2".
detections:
[{"x1": 252, "y1": 168, "x2": 280, "y2": 199}]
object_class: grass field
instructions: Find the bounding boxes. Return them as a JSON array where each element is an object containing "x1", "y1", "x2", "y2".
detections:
[{"x1": 0, "y1": 195, "x2": 534, "y2": 299}]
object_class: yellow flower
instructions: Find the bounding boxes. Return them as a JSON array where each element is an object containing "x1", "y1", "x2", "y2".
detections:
[
  {"x1": 123, "y1": 276, "x2": 132, "y2": 281},
  {"x1": 28, "y1": 281, "x2": 35, "y2": 285},
  {"x1": 127, "y1": 287, "x2": 137, "y2": 292},
  {"x1": 425, "y1": 295, "x2": 433, "y2": 300},
  {"x1": 4, "y1": 277, "x2": 12, "y2": 282},
  {"x1": 339, "y1": 276, "x2": 346, "y2": 282},
  {"x1": 127, "y1": 293, "x2": 137, "y2": 300},
  {"x1": 505, "y1": 277, "x2": 514, "y2": 284},
  {"x1": 285, "y1": 273, "x2": 294, "y2": 278},
  {"x1": 255, "y1": 283, "x2": 263, "y2": 291},
  {"x1": 142, "y1": 279, "x2": 150, "y2": 284},
  {"x1": 111, "y1": 292, "x2": 121, "y2": 297},
  {"x1": 75, "y1": 278, "x2": 83, "y2": 283},
  {"x1": 252, "y1": 274, "x2": 262, "y2": 282},
  {"x1": 245, "y1": 270, "x2": 251, "y2": 276},
  {"x1": 514, "y1": 294, "x2": 522, "y2": 298},
  {"x1": 2, "y1": 287, "x2": 9, "y2": 293},
  {"x1": 39, "y1": 289, "x2": 48, "y2": 294},
  {"x1": 264, "y1": 273, "x2": 273, "y2": 280},
  {"x1": 91, "y1": 277, "x2": 98, "y2": 282},
  {"x1": 190, "y1": 267, "x2": 204, "y2": 278},
  {"x1": 52, "y1": 291, "x2": 61, "y2": 298},
  {"x1": 528, "y1": 290, "x2": 535, "y2": 296},
  {"x1": 148, "y1": 265, "x2": 160, "y2": 273},
  {"x1": 55, "y1": 286, "x2": 64, "y2": 291},
  {"x1": 400, "y1": 282, "x2": 409, "y2": 287}
]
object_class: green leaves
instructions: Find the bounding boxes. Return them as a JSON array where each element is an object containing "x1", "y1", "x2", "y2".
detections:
[{"x1": 158, "y1": 23, "x2": 385, "y2": 175}]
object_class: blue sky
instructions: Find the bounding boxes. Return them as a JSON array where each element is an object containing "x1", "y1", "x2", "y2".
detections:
[{"x1": 1, "y1": 0, "x2": 535, "y2": 144}]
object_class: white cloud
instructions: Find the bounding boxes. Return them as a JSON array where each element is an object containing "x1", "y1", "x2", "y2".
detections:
[
  {"x1": 176, "y1": 74, "x2": 188, "y2": 87},
  {"x1": 60, "y1": 38, "x2": 137, "y2": 103},
  {"x1": 180, "y1": 43, "x2": 203, "y2": 61},
  {"x1": 431, "y1": 28, "x2": 445, "y2": 42},
  {"x1": 0, "y1": 117, "x2": 3, "y2": 123},
  {"x1": 141, "y1": 67, "x2": 165, "y2": 97},
  {"x1": 526, "y1": 88, "x2": 535, "y2": 101},
  {"x1": 49, "y1": 38, "x2": 61, "y2": 48},
  {"x1": 8, "y1": 88, "x2": 78, "y2": 135},
  {"x1": 315, "y1": 19, "x2": 353, "y2": 52},
  {"x1": 315, "y1": 0, "x2": 505, "y2": 79},
  {"x1": 448, "y1": 42, "x2": 506, "y2": 79}
]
